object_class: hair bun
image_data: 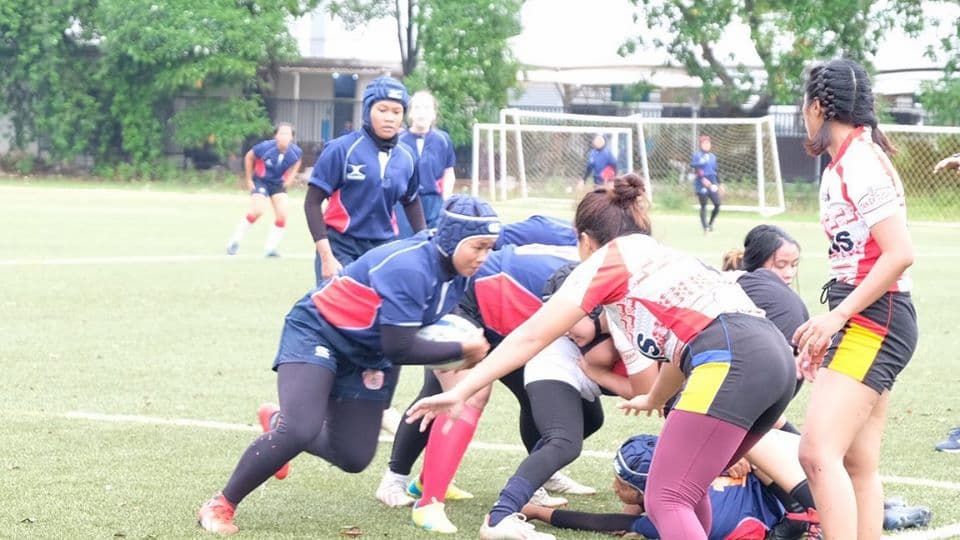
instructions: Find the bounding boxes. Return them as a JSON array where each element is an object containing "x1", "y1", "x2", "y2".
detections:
[{"x1": 611, "y1": 173, "x2": 647, "y2": 205}]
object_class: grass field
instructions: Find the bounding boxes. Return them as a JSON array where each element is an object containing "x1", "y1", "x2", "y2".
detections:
[{"x1": 1, "y1": 179, "x2": 959, "y2": 539}]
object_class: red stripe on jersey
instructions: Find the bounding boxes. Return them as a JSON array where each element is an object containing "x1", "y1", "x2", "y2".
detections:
[
  {"x1": 601, "y1": 165, "x2": 616, "y2": 181},
  {"x1": 827, "y1": 126, "x2": 864, "y2": 170},
  {"x1": 435, "y1": 177, "x2": 444, "y2": 194},
  {"x1": 637, "y1": 299, "x2": 715, "y2": 343},
  {"x1": 282, "y1": 166, "x2": 294, "y2": 182},
  {"x1": 580, "y1": 242, "x2": 630, "y2": 312},
  {"x1": 324, "y1": 190, "x2": 351, "y2": 233},
  {"x1": 254, "y1": 158, "x2": 266, "y2": 178},
  {"x1": 474, "y1": 274, "x2": 543, "y2": 337},
  {"x1": 857, "y1": 234, "x2": 882, "y2": 286},
  {"x1": 390, "y1": 209, "x2": 399, "y2": 236},
  {"x1": 850, "y1": 310, "x2": 890, "y2": 338},
  {"x1": 311, "y1": 277, "x2": 381, "y2": 330}
]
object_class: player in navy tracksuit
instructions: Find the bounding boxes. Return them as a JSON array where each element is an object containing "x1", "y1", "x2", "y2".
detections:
[
  {"x1": 226, "y1": 123, "x2": 303, "y2": 256},
  {"x1": 581, "y1": 134, "x2": 618, "y2": 189},
  {"x1": 197, "y1": 196, "x2": 501, "y2": 536},
  {"x1": 692, "y1": 135, "x2": 722, "y2": 233},
  {"x1": 395, "y1": 91, "x2": 457, "y2": 237},
  {"x1": 304, "y1": 76, "x2": 427, "y2": 286},
  {"x1": 495, "y1": 215, "x2": 577, "y2": 250},
  {"x1": 522, "y1": 435, "x2": 787, "y2": 540}
]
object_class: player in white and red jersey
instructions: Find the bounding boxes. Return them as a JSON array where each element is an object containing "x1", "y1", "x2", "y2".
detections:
[
  {"x1": 793, "y1": 59, "x2": 918, "y2": 540},
  {"x1": 408, "y1": 174, "x2": 797, "y2": 540}
]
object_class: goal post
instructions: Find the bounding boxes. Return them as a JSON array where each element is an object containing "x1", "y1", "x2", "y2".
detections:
[
  {"x1": 877, "y1": 123, "x2": 960, "y2": 223},
  {"x1": 634, "y1": 116, "x2": 785, "y2": 216},
  {"x1": 472, "y1": 123, "x2": 634, "y2": 201}
]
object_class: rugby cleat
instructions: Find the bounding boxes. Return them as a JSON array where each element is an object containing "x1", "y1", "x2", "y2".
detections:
[
  {"x1": 256, "y1": 403, "x2": 289, "y2": 480},
  {"x1": 884, "y1": 505, "x2": 933, "y2": 530},
  {"x1": 479, "y1": 513, "x2": 555, "y2": 540},
  {"x1": 197, "y1": 493, "x2": 238, "y2": 536},
  {"x1": 407, "y1": 476, "x2": 474, "y2": 501},
  {"x1": 528, "y1": 487, "x2": 567, "y2": 508},
  {"x1": 226, "y1": 242, "x2": 239, "y2": 256},
  {"x1": 542, "y1": 471, "x2": 597, "y2": 495},
  {"x1": 376, "y1": 471, "x2": 415, "y2": 508},
  {"x1": 935, "y1": 427, "x2": 960, "y2": 452},
  {"x1": 411, "y1": 497, "x2": 458, "y2": 534},
  {"x1": 264, "y1": 250, "x2": 280, "y2": 258}
]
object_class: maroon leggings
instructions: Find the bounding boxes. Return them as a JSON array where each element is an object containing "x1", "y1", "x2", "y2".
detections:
[{"x1": 644, "y1": 410, "x2": 764, "y2": 539}]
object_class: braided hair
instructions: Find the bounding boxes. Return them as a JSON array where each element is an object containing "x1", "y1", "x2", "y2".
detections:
[{"x1": 803, "y1": 58, "x2": 896, "y2": 157}]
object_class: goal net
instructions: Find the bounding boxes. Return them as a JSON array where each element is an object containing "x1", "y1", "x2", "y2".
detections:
[
  {"x1": 880, "y1": 124, "x2": 960, "y2": 223},
  {"x1": 495, "y1": 109, "x2": 785, "y2": 216},
  {"x1": 471, "y1": 122, "x2": 634, "y2": 202}
]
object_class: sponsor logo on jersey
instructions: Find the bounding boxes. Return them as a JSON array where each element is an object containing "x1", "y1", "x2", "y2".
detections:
[{"x1": 346, "y1": 163, "x2": 366, "y2": 181}]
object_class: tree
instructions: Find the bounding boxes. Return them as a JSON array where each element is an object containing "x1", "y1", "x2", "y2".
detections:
[
  {"x1": 406, "y1": 0, "x2": 523, "y2": 144},
  {"x1": 327, "y1": 0, "x2": 421, "y2": 76},
  {"x1": 919, "y1": 13, "x2": 960, "y2": 125},
  {"x1": 0, "y1": 1, "x2": 318, "y2": 173},
  {"x1": 622, "y1": 0, "x2": 925, "y2": 116}
]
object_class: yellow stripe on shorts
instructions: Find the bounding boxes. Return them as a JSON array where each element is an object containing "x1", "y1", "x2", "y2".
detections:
[
  {"x1": 828, "y1": 321, "x2": 884, "y2": 382},
  {"x1": 675, "y1": 362, "x2": 730, "y2": 415}
]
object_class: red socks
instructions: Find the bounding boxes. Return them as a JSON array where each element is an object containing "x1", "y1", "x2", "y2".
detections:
[{"x1": 419, "y1": 404, "x2": 482, "y2": 503}]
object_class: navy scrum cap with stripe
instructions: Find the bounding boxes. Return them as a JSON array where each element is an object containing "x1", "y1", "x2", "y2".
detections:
[
  {"x1": 362, "y1": 76, "x2": 410, "y2": 127},
  {"x1": 434, "y1": 195, "x2": 501, "y2": 257},
  {"x1": 614, "y1": 434, "x2": 658, "y2": 492}
]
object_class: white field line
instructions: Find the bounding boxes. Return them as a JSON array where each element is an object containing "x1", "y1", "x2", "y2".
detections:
[
  {"x1": 0, "y1": 253, "x2": 315, "y2": 266},
  {"x1": 4, "y1": 250, "x2": 960, "y2": 267},
  {"x1": 65, "y1": 410, "x2": 960, "y2": 492}
]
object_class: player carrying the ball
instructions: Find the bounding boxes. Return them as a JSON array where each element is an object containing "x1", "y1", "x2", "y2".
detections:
[{"x1": 196, "y1": 195, "x2": 499, "y2": 536}]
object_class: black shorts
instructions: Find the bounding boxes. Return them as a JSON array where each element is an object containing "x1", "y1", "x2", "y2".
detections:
[
  {"x1": 675, "y1": 313, "x2": 795, "y2": 432},
  {"x1": 821, "y1": 282, "x2": 918, "y2": 394},
  {"x1": 251, "y1": 180, "x2": 286, "y2": 197}
]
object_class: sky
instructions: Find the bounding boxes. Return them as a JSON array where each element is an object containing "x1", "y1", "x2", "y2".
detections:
[{"x1": 300, "y1": 1, "x2": 960, "y2": 73}]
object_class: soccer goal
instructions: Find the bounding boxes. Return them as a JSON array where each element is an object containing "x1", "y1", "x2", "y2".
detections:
[
  {"x1": 879, "y1": 124, "x2": 960, "y2": 223},
  {"x1": 471, "y1": 122, "x2": 634, "y2": 202},
  {"x1": 495, "y1": 109, "x2": 785, "y2": 216}
]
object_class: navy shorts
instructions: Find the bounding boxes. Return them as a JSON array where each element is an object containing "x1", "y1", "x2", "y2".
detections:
[
  {"x1": 251, "y1": 180, "x2": 286, "y2": 197},
  {"x1": 272, "y1": 304, "x2": 394, "y2": 401},
  {"x1": 313, "y1": 229, "x2": 391, "y2": 286}
]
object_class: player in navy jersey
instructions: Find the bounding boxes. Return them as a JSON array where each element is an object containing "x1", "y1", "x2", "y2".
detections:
[
  {"x1": 495, "y1": 215, "x2": 577, "y2": 250},
  {"x1": 305, "y1": 76, "x2": 427, "y2": 286},
  {"x1": 580, "y1": 134, "x2": 618, "y2": 190},
  {"x1": 692, "y1": 135, "x2": 722, "y2": 233},
  {"x1": 226, "y1": 123, "x2": 303, "y2": 257},
  {"x1": 395, "y1": 91, "x2": 457, "y2": 237},
  {"x1": 197, "y1": 196, "x2": 500, "y2": 536},
  {"x1": 521, "y1": 435, "x2": 790, "y2": 540}
]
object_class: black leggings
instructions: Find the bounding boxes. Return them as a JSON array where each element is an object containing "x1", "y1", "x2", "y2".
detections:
[
  {"x1": 697, "y1": 189, "x2": 721, "y2": 230},
  {"x1": 388, "y1": 367, "x2": 540, "y2": 476},
  {"x1": 514, "y1": 380, "x2": 604, "y2": 488},
  {"x1": 222, "y1": 363, "x2": 384, "y2": 505}
]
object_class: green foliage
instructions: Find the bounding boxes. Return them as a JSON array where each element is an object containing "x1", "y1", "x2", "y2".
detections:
[
  {"x1": 622, "y1": 0, "x2": 925, "y2": 115},
  {"x1": 919, "y1": 14, "x2": 960, "y2": 126},
  {"x1": 328, "y1": 0, "x2": 419, "y2": 75},
  {"x1": 408, "y1": 0, "x2": 523, "y2": 145},
  {"x1": 0, "y1": 1, "x2": 315, "y2": 174},
  {"x1": 172, "y1": 97, "x2": 273, "y2": 160}
]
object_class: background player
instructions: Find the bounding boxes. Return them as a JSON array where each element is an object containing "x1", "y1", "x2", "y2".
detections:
[
  {"x1": 579, "y1": 133, "x2": 618, "y2": 190},
  {"x1": 395, "y1": 91, "x2": 456, "y2": 237},
  {"x1": 304, "y1": 76, "x2": 426, "y2": 285},
  {"x1": 226, "y1": 123, "x2": 302, "y2": 257},
  {"x1": 692, "y1": 135, "x2": 721, "y2": 233}
]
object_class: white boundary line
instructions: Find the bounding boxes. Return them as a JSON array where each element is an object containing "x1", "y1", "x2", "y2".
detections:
[
  {"x1": 63, "y1": 411, "x2": 960, "y2": 539},
  {"x1": 0, "y1": 253, "x2": 315, "y2": 266},
  {"x1": 64, "y1": 411, "x2": 960, "y2": 491}
]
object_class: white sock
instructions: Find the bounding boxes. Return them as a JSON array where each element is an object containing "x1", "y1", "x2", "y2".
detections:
[
  {"x1": 384, "y1": 470, "x2": 409, "y2": 484},
  {"x1": 264, "y1": 225, "x2": 285, "y2": 252},
  {"x1": 228, "y1": 217, "x2": 253, "y2": 246}
]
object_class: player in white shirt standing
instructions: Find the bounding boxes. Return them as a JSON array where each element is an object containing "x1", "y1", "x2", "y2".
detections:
[{"x1": 793, "y1": 59, "x2": 918, "y2": 540}]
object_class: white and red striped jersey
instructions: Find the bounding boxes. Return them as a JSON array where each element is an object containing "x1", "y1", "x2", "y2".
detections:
[
  {"x1": 819, "y1": 127, "x2": 911, "y2": 292},
  {"x1": 555, "y1": 234, "x2": 763, "y2": 364}
]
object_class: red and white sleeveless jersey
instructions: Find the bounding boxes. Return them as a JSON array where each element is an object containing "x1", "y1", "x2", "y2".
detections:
[
  {"x1": 555, "y1": 234, "x2": 763, "y2": 364},
  {"x1": 819, "y1": 127, "x2": 911, "y2": 292}
]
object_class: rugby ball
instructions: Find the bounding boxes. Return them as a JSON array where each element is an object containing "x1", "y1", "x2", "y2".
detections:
[{"x1": 417, "y1": 314, "x2": 481, "y2": 371}]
